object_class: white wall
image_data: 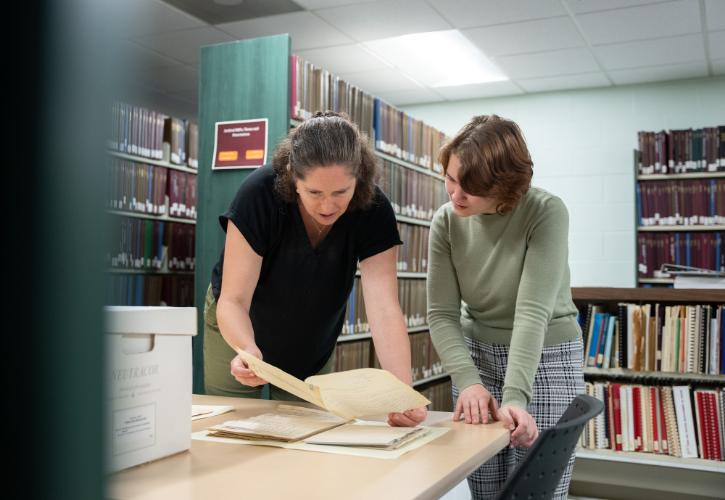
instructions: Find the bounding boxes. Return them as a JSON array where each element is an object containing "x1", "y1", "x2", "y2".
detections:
[{"x1": 403, "y1": 76, "x2": 725, "y2": 287}]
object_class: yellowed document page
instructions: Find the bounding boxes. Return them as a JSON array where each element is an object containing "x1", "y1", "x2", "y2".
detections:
[
  {"x1": 306, "y1": 368, "x2": 431, "y2": 419},
  {"x1": 235, "y1": 349, "x2": 430, "y2": 419},
  {"x1": 235, "y1": 348, "x2": 325, "y2": 407},
  {"x1": 209, "y1": 405, "x2": 347, "y2": 441}
]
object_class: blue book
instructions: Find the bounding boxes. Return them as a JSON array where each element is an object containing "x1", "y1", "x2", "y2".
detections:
[
  {"x1": 587, "y1": 313, "x2": 603, "y2": 367},
  {"x1": 373, "y1": 98, "x2": 382, "y2": 149},
  {"x1": 603, "y1": 316, "x2": 616, "y2": 369},
  {"x1": 721, "y1": 309, "x2": 725, "y2": 375}
]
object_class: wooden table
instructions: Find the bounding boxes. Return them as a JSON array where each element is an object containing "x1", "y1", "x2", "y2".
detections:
[{"x1": 108, "y1": 394, "x2": 510, "y2": 500}]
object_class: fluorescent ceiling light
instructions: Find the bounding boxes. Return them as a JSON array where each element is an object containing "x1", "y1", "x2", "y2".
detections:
[{"x1": 363, "y1": 30, "x2": 507, "y2": 88}]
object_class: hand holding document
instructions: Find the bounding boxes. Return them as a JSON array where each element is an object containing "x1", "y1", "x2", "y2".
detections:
[{"x1": 233, "y1": 347, "x2": 430, "y2": 419}]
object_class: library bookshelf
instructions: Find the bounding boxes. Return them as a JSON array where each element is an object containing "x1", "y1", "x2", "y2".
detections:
[
  {"x1": 634, "y1": 128, "x2": 725, "y2": 288},
  {"x1": 106, "y1": 104, "x2": 198, "y2": 308},
  {"x1": 570, "y1": 287, "x2": 724, "y2": 499}
]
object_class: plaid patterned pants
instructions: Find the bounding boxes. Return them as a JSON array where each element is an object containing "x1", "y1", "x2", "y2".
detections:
[{"x1": 453, "y1": 337, "x2": 585, "y2": 500}]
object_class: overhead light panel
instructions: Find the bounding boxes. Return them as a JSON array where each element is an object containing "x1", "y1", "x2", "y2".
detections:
[{"x1": 364, "y1": 30, "x2": 508, "y2": 88}]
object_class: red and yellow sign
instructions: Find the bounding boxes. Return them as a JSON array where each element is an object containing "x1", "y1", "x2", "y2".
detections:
[{"x1": 212, "y1": 118, "x2": 268, "y2": 170}]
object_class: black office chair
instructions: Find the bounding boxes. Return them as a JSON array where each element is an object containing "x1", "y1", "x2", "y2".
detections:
[{"x1": 494, "y1": 394, "x2": 604, "y2": 500}]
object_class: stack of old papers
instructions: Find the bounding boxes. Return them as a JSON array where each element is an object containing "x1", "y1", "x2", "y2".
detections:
[{"x1": 208, "y1": 405, "x2": 429, "y2": 450}]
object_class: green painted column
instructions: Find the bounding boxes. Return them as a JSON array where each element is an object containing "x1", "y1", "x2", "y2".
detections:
[{"x1": 194, "y1": 35, "x2": 291, "y2": 393}]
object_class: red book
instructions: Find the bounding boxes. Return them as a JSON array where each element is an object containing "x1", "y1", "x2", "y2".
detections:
[
  {"x1": 650, "y1": 386, "x2": 660, "y2": 453},
  {"x1": 611, "y1": 383, "x2": 623, "y2": 451},
  {"x1": 633, "y1": 386, "x2": 643, "y2": 452},
  {"x1": 694, "y1": 391, "x2": 709, "y2": 459},
  {"x1": 704, "y1": 391, "x2": 722, "y2": 461}
]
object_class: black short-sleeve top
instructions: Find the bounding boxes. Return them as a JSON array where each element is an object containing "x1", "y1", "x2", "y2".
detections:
[{"x1": 210, "y1": 165, "x2": 402, "y2": 379}]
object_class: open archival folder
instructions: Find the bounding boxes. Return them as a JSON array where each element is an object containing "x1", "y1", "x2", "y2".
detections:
[
  {"x1": 208, "y1": 405, "x2": 430, "y2": 450},
  {"x1": 208, "y1": 405, "x2": 348, "y2": 442},
  {"x1": 233, "y1": 347, "x2": 431, "y2": 419}
]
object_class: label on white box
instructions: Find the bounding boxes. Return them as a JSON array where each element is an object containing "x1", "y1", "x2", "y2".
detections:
[{"x1": 113, "y1": 403, "x2": 156, "y2": 456}]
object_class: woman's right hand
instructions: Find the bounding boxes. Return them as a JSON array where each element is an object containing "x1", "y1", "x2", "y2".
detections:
[
  {"x1": 230, "y1": 345, "x2": 268, "y2": 387},
  {"x1": 453, "y1": 384, "x2": 500, "y2": 424}
]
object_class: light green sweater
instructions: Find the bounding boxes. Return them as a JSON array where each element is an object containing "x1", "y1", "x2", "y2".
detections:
[{"x1": 427, "y1": 187, "x2": 581, "y2": 409}]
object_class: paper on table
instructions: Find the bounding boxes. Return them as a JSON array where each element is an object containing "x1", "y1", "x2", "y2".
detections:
[
  {"x1": 303, "y1": 422, "x2": 429, "y2": 449},
  {"x1": 235, "y1": 348, "x2": 430, "y2": 419},
  {"x1": 192, "y1": 405, "x2": 234, "y2": 420},
  {"x1": 235, "y1": 348, "x2": 325, "y2": 408},
  {"x1": 192, "y1": 426, "x2": 450, "y2": 460},
  {"x1": 208, "y1": 405, "x2": 347, "y2": 441}
]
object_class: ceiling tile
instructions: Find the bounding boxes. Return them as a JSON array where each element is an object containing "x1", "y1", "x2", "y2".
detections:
[
  {"x1": 294, "y1": 0, "x2": 378, "y2": 8},
  {"x1": 218, "y1": 11, "x2": 352, "y2": 50},
  {"x1": 711, "y1": 59, "x2": 725, "y2": 74},
  {"x1": 565, "y1": 0, "x2": 672, "y2": 14},
  {"x1": 119, "y1": 41, "x2": 183, "y2": 71},
  {"x1": 133, "y1": 27, "x2": 234, "y2": 65},
  {"x1": 337, "y1": 67, "x2": 423, "y2": 94},
  {"x1": 119, "y1": 0, "x2": 206, "y2": 38},
  {"x1": 516, "y1": 72, "x2": 611, "y2": 93},
  {"x1": 705, "y1": 0, "x2": 725, "y2": 31},
  {"x1": 314, "y1": 0, "x2": 450, "y2": 42},
  {"x1": 433, "y1": 81, "x2": 524, "y2": 100},
  {"x1": 137, "y1": 65, "x2": 199, "y2": 93},
  {"x1": 463, "y1": 16, "x2": 585, "y2": 57},
  {"x1": 376, "y1": 88, "x2": 446, "y2": 106},
  {"x1": 163, "y1": 0, "x2": 302, "y2": 24},
  {"x1": 608, "y1": 61, "x2": 708, "y2": 85},
  {"x1": 576, "y1": 0, "x2": 702, "y2": 46},
  {"x1": 708, "y1": 30, "x2": 725, "y2": 59},
  {"x1": 428, "y1": 0, "x2": 566, "y2": 29},
  {"x1": 594, "y1": 34, "x2": 705, "y2": 70},
  {"x1": 295, "y1": 44, "x2": 388, "y2": 74},
  {"x1": 495, "y1": 48, "x2": 600, "y2": 79}
]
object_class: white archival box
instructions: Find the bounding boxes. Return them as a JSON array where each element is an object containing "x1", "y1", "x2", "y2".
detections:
[{"x1": 104, "y1": 306, "x2": 197, "y2": 472}]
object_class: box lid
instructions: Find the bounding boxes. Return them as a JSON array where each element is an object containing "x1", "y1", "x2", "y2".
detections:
[{"x1": 105, "y1": 306, "x2": 197, "y2": 336}]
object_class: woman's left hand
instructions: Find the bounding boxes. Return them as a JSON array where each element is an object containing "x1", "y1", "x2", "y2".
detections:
[
  {"x1": 496, "y1": 405, "x2": 539, "y2": 448},
  {"x1": 387, "y1": 406, "x2": 428, "y2": 427}
]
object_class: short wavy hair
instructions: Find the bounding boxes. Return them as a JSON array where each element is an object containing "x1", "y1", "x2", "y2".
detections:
[
  {"x1": 272, "y1": 111, "x2": 377, "y2": 210},
  {"x1": 439, "y1": 115, "x2": 533, "y2": 214}
]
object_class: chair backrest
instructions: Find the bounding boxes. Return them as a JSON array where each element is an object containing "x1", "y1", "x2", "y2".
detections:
[{"x1": 494, "y1": 394, "x2": 604, "y2": 500}]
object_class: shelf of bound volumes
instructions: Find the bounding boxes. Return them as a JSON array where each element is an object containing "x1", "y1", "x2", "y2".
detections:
[
  {"x1": 106, "y1": 102, "x2": 198, "y2": 307},
  {"x1": 572, "y1": 287, "x2": 724, "y2": 475},
  {"x1": 635, "y1": 127, "x2": 725, "y2": 288}
]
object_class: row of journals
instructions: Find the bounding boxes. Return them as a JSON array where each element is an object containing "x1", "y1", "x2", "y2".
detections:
[
  {"x1": 580, "y1": 303, "x2": 725, "y2": 375},
  {"x1": 335, "y1": 332, "x2": 444, "y2": 384},
  {"x1": 637, "y1": 127, "x2": 725, "y2": 175},
  {"x1": 106, "y1": 273, "x2": 194, "y2": 307},
  {"x1": 581, "y1": 383, "x2": 724, "y2": 461},
  {"x1": 636, "y1": 179, "x2": 724, "y2": 227},
  {"x1": 637, "y1": 232, "x2": 723, "y2": 278},
  {"x1": 341, "y1": 278, "x2": 427, "y2": 335},
  {"x1": 108, "y1": 159, "x2": 197, "y2": 219},
  {"x1": 290, "y1": 55, "x2": 449, "y2": 173},
  {"x1": 397, "y1": 223, "x2": 430, "y2": 273},
  {"x1": 380, "y1": 159, "x2": 448, "y2": 221},
  {"x1": 109, "y1": 102, "x2": 198, "y2": 167},
  {"x1": 107, "y1": 218, "x2": 195, "y2": 271}
]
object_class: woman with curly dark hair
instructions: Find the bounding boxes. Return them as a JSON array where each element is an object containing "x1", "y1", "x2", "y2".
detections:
[
  {"x1": 428, "y1": 115, "x2": 584, "y2": 498},
  {"x1": 203, "y1": 111, "x2": 426, "y2": 427}
]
